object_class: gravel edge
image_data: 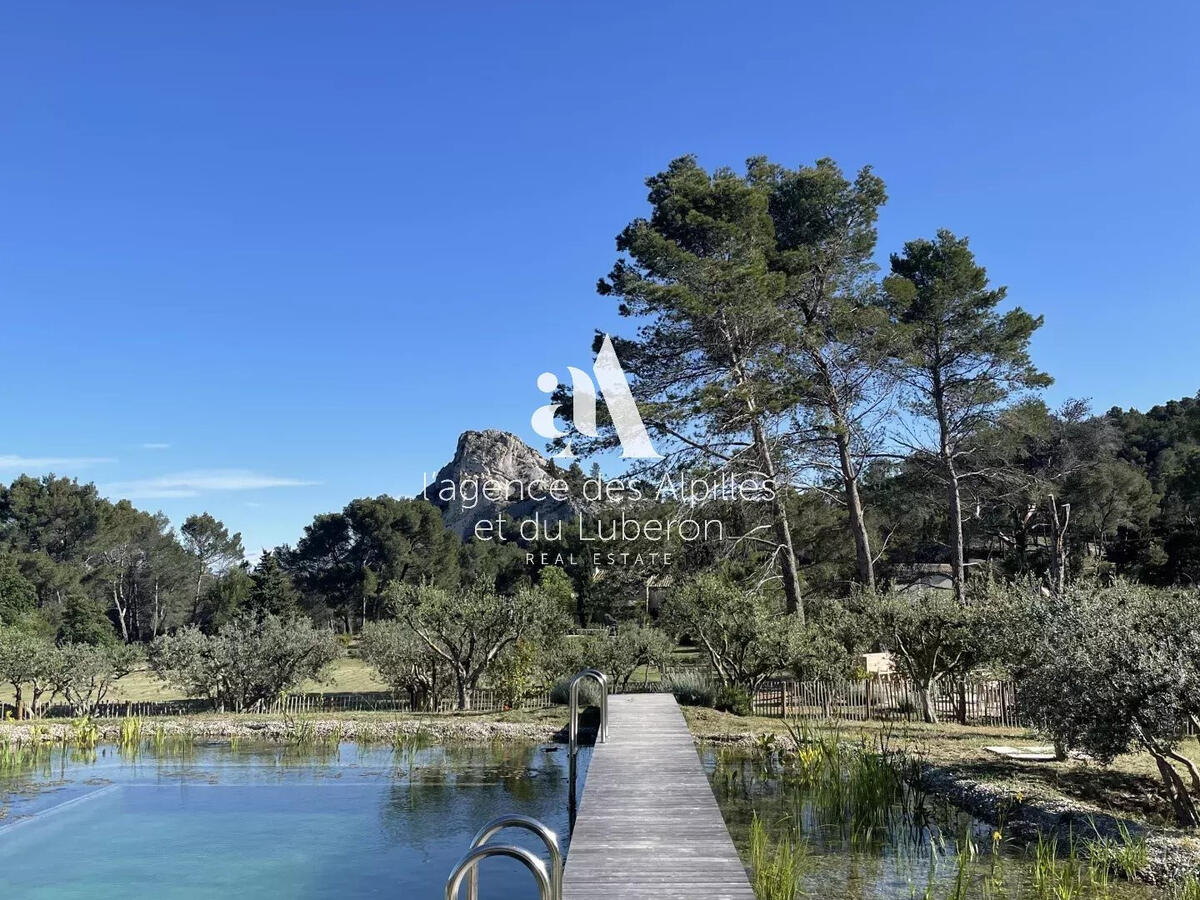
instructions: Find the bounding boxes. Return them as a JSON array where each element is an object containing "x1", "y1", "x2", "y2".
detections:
[{"x1": 0, "y1": 716, "x2": 565, "y2": 745}]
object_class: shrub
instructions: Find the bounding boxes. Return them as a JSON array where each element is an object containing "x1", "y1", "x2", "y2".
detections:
[
  {"x1": 550, "y1": 676, "x2": 601, "y2": 707},
  {"x1": 359, "y1": 620, "x2": 448, "y2": 711},
  {"x1": 713, "y1": 684, "x2": 753, "y2": 716},
  {"x1": 490, "y1": 638, "x2": 542, "y2": 707},
  {"x1": 663, "y1": 671, "x2": 717, "y2": 707},
  {"x1": 57, "y1": 643, "x2": 141, "y2": 715},
  {"x1": 661, "y1": 574, "x2": 800, "y2": 692},
  {"x1": 150, "y1": 614, "x2": 340, "y2": 712}
]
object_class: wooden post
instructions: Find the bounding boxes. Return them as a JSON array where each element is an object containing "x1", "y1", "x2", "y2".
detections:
[
  {"x1": 864, "y1": 677, "x2": 872, "y2": 721},
  {"x1": 957, "y1": 678, "x2": 968, "y2": 726}
]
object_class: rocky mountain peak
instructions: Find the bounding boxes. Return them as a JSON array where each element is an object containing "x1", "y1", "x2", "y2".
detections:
[{"x1": 423, "y1": 430, "x2": 581, "y2": 538}]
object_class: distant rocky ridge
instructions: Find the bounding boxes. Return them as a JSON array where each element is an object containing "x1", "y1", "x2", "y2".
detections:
[{"x1": 422, "y1": 429, "x2": 586, "y2": 538}]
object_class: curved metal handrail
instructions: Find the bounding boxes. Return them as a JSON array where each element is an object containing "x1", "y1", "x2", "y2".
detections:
[
  {"x1": 584, "y1": 668, "x2": 609, "y2": 742},
  {"x1": 445, "y1": 843, "x2": 551, "y2": 900},
  {"x1": 465, "y1": 814, "x2": 562, "y2": 900},
  {"x1": 568, "y1": 668, "x2": 608, "y2": 756}
]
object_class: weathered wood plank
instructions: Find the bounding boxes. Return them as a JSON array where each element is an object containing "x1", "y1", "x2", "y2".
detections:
[{"x1": 563, "y1": 693, "x2": 755, "y2": 899}]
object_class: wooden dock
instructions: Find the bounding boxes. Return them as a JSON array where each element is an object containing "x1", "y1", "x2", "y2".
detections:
[{"x1": 563, "y1": 693, "x2": 755, "y2": 899}]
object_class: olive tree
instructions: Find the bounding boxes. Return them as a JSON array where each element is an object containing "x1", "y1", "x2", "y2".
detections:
[
  {"x1": 575, "y1": 623, "x2": 674, "y2": 690},
  {"x1": 661, "y1": 573, "x2": 798, "y2": 692},
  {"x1": 0, "y1": 625, "x2": 61, "y2": 717},
  {"x1": 57, "y1": 642, "x2": 141, "y2": 715},
  {"x1": 359, "y1": 620, "x2": 448, "y2": 711},
  {"x1": 390, "y1": 580, "x2": 568, "y2": 710},
  {"x1": 867, "y1": 586, "x2": 1009, "y2": 724},
  {"x1": 1010, "y1": 581, "x2": 1200, "y2": 827},
  {"x1": 150, "y1": 614, "x2": 340, "y2": 712}
]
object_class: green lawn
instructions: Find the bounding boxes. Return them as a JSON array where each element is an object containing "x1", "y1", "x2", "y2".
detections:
[{"x1": 1, "y1": 655, "x2": 391, "y2": 705}]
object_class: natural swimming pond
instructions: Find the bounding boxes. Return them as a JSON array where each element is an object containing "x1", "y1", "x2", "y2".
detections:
[
  {"x1": 703, "y1": 740, "x2": 1162, "y2": 900},
  {"x1": 0, "y1": 740, "x2": 587, "y2": 899}
]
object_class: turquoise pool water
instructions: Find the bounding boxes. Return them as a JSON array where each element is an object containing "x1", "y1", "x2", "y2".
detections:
[{"x1": 0, "y1": 741, "x2": 586, "y2": 899}]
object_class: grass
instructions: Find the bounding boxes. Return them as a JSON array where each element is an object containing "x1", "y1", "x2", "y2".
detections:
[
  {"x1": 1, "y1": 644, "x2": 700, "y2": 705},
  {"x1": 684, "y1": 707, "x2": 1199, "y2": 827},
  {"x1": 748, "y1": 812, "x2": 806, "y2": 900},
  {"x1": 1086, "y1": 819, "x2": 1150, "y2": 879},
  {"x1": 0, "y1": 656, "x2": 391, "y2": 707},
  {"x1": 0, "y1": 641, "x2": 704, "y2": 706}
]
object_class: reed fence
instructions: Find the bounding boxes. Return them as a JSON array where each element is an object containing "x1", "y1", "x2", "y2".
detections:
[
  {"x1": 748, "y1": 676, "x2": 1022, "y2": 727},
  {"x1": 7, "y1": 675, "x2": 1022, "y2": 727}
]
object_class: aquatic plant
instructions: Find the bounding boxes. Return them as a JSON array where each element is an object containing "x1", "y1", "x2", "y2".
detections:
[
  {"x1": 1028, "y1": 831, "x2": 1123, "y2": 900},
  {"x1": 0, "y1": 736, "x2": 52, "y2": 776},
  {"x1": 775, "y1": 721, "x2": 912, "y2": 840},
  {"x1": 118, "y1": 716, "x2": 143, "y2": 754},
  {"x1": 284, "y1": 715, "x2": 316, "y2": 745},
  {"x1": 1085, "y1": 819, "x2": 1148, "y2": 880},
  {"x1": 71, "y1": 716, "x2": 99, "y2": 751},
  {"x1": 748, "y1": 813, "x2": 805, "y2": 900},
  {"x1": 712, "y1": 734, "x2": 1159, "y2": 900}
]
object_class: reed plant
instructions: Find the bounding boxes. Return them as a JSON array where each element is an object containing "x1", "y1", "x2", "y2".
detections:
[
  {"x1": 71, "y1": 716, "x2": 99, "y2": 751},
  {"x1": 1084, "y1": 819, "x2": 1148, "y2": 880},
  {"x1": 1172, "y1": 875, "x2": 1200, "y2": 900},
  {"x1": 117, "y1": 716, "x2": 143, "y2": 755},
  {"x1": 747, "y1": 813, "x2": 806, "y2": 900}
]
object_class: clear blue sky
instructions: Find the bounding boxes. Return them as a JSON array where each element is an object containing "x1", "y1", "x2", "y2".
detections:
[{"x1": 2, "y1": 1, "x2": 1197, "y2": 553}]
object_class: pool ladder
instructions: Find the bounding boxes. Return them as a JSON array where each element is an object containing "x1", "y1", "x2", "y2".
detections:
[
  {"x1": 567, "y1": 668, "x2": 608, "y2": 756},
  {"x1": 445, "y1": 669, "x2": 609, "y2": 899},
  {"x1": 444, "y1": 814, "x2": 563, "y2": 900}
]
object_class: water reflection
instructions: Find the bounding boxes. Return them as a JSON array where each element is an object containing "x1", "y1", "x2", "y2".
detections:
[{"x1": 0, "y1": 739, "x2": 588, "y2": 899}]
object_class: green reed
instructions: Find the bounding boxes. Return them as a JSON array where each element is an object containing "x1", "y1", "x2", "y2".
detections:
[
  {"x1": 1172, "y1": 876, "x2": 1200, "y2": 900},
  {"x1": 71, "y1": 716, "x2": 99, "y2": 751},
  {"x1": 748, "y1": 812, "x2": 807, "y2": 900},
  {"x1": 117, "y1": 716, "x2": 143, "y2": 756},
  {"x1": 1084, "y1": 819, "x2": 1148, "y2": 880}
]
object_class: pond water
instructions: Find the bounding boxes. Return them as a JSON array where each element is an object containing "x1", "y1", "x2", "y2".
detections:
[
  {"x1": 0, "y1": 740, "x2": 587, "y2": 899},
  {"x1": 703, "y1": 743, "x2": 1161, "y2": 900}
]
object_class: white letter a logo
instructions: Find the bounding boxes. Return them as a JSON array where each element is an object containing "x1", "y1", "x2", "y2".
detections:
[{"x1": 531, "y1": 335, "x2": 662, "y2": 459}]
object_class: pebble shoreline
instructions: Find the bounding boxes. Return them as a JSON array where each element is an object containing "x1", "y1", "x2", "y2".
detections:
[{"x1": 0, "y1": 715, "x2": 565, "y2": 745}]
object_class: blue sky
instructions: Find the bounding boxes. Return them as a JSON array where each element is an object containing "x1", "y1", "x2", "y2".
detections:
[{"x1": 2, "y1": 1, "x2": 1197, "y2": 553}]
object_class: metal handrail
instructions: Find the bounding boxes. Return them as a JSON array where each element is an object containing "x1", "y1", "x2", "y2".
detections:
[
  {"x1": 445, "y1": 843, "x2": 551, "y2": 900},
  {"x1": 583, "y1": 667, "x2": 609, "y2": 742},
  {"x1": 464, "y1": 814, "x2": 562, "y2": 900},
  {"x1": 568, "y1": 668, "x2": 608, "y2": 756}
]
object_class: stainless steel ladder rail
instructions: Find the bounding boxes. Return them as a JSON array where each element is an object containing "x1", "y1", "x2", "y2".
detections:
[
  {"x1": 464, "y1": 814, "x2": 562, "y2": 900},
  {"x1": 444, "y1": 843, "x2": 551, "y2": 900},
  {"x1": 567, "y1": 668, "x2": 608, "y2": 757}
]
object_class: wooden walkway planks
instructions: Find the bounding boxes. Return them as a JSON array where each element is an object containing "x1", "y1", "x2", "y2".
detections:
[{"x1": 563, "y1": 693, "x2": 755, "y2": 900}]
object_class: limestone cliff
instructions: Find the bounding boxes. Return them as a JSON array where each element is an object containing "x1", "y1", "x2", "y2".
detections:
[{"x1": 423, "y1": 430, "x2": 583, "y2": 538}]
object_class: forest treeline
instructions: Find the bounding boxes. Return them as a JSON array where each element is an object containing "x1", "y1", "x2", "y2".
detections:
[
  {"x1": 0, "y1": 390, "x2": 1195, "y2": 643},
  {"x1": 2, "y1": 154, "x2": 1200, "y2": 645}
]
